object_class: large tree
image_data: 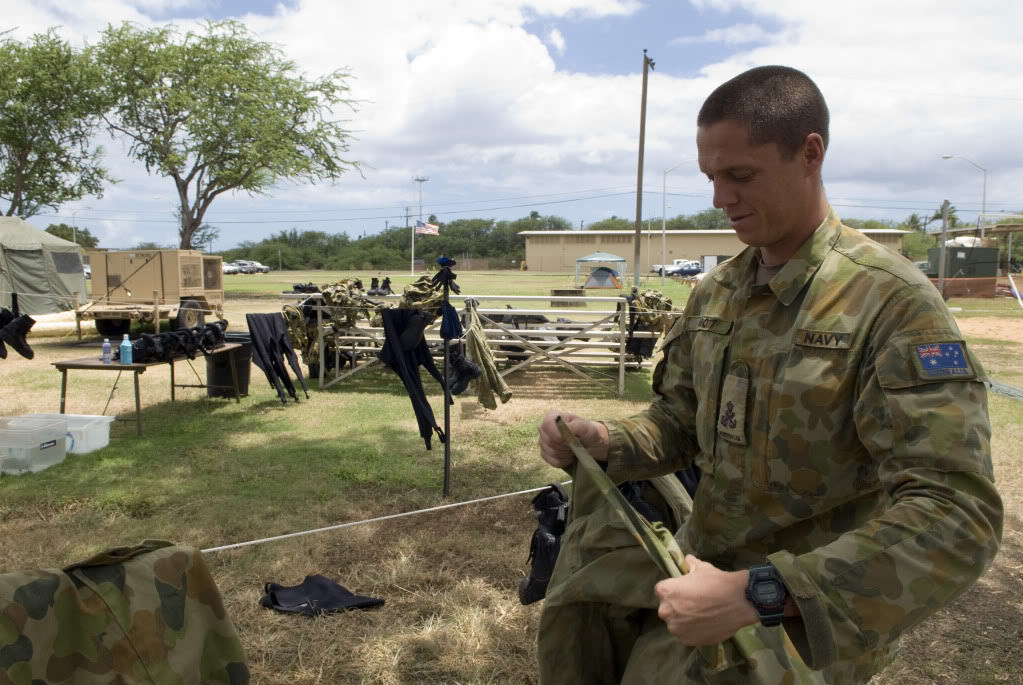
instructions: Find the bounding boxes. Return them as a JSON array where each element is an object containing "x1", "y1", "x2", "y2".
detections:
[
  {"x1": 45, "y1": 222, "x2": 100, "y2": 248},
  {"x1": 0, "y1": 30, "x2": 111, "y2": 218},
  {"x1": 95, "y1": 21, "x2": 359, "y2": 249}
]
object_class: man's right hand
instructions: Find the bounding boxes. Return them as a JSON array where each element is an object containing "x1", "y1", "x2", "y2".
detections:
[{"x1": 538, "y1": 410, "x2": 610, "y2": 469}]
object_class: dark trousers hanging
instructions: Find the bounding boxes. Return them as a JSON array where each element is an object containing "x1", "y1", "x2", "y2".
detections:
[
  {"x1": 246, "y1": 313, "x2": 308, "y2": 404},
  {"x1": 378, "y1": 308, "x2": 447, "y2": 450}
]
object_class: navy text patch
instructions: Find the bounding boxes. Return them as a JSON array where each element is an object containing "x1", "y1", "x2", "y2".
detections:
[{"x1": 796, "y1": 329, "x2": 852, "y2": 349}]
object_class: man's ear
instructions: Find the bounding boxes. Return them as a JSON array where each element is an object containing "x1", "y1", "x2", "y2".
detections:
[{"x1": 802, "y1": 132, "x2": 825, "y2": 175}]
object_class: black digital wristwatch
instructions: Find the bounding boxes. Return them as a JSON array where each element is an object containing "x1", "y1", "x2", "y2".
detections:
[{"x1": 745, "y1": 563, "x2": 788, "y2": 627}]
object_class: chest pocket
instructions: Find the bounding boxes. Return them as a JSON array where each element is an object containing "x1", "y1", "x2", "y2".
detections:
[
  {"x1": 685, "y1": 316, "x2": 733, "y2": 464},
  {"x1": 756, "y1": 328, "x2": 867, "y2": 496}
]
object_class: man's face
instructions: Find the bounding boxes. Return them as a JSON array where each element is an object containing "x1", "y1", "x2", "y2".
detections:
[{"x1": 696, "y1": 120, "x2": 816, "y2": 253}]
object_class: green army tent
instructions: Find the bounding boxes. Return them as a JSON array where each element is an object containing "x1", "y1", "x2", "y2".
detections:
[{"x1": 0, "y1": 216, "x2": 87, "y2": 315}]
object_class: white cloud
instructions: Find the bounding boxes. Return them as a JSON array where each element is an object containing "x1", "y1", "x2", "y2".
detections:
[
  {"x1": 671, "y1": 23, "x2": 773, "y2": 46},
  {"x1": 6, "y1": 0, "x2": 1023, "y2": 248},
  {"x1": 547, "y1": 27, "x2": 566, "y2": 55}
]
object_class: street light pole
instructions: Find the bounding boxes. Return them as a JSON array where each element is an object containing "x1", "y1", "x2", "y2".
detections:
[
  {"x1": 942, "y1": 154, "x2": 988, "y2": 238},
  {"x1": 661, "y1": 161, "x2": 689, "y2": 288},
  {"x1": 70, "y1": 206, "x2": 92, "y2": 246}
]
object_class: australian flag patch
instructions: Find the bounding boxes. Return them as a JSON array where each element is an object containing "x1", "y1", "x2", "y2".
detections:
[{"x1": 914, "y1": 342, "x2": 973, "y2": 379}]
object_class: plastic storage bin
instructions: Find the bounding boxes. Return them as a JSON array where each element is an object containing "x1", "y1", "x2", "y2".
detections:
[
  {"x1": 27, "y1": 414, "x2": 115, "y2": 454},
  {"x1": 0, "y1": 416, "x2": 68, "y2": 475}
]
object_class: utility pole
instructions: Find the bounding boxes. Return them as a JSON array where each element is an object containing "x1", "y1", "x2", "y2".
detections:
[
  {"x1": 938, "y1": 200, "x2": 950, "y2": 300},
  {"x1": 633, "y1": 49, "x2": 654, "y2": 287},
  {"x1": 412, "y1": 177, "x2": 429, "y2": 276}
]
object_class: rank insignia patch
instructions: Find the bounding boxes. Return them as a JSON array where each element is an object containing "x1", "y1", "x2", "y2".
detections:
[{"x1": 914, "y1": 342, "x2": 973, "y2": 379}]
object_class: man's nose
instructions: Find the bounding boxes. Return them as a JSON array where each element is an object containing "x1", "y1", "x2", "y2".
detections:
[{"x1": 712, "y1": 181, "x2": 737, "y2": 208}]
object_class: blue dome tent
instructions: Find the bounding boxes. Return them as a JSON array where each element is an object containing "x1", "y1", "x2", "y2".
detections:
[{"x1": 575, "y1": 251, "x2": 627, "y2": 288}]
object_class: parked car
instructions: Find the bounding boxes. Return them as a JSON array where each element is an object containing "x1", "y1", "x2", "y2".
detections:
[
  {"x1": 222, "y1": 262, "x2": 240, "y2": 275},
  {"x1": 667, "y1": 261, "x2": 703, "y2": 277},
  {"x1": 234, "y1": 259, "x2": 270, "y2": 274}
]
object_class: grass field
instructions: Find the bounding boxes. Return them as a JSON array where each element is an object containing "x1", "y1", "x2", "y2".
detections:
[{"x1": 4, "y1": 271, "x2": 1022, "y2": 684}]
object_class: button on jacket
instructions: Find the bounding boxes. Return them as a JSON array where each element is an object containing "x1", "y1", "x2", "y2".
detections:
[{"x1": 603, "y1": 208, "x2": 1003, "y2": 683}]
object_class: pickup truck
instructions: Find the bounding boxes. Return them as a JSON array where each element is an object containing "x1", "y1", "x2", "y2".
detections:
[{"x1": 651, "y1": 259, "x2": 701, "y2": 276}]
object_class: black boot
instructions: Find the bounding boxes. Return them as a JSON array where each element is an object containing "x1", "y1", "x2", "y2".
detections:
[
  {"x1": 0, "y1": 308, "x2": 13, "y2": 359},
  {"x1": 519, "y1": 483, "x2": 569, "y2": 605},
  {"x1": 448, "y1": 348, "x2": 481, "y2": 396},
  {"x1": 0, "y1": 314, "x2": 36, "y2": 360}
]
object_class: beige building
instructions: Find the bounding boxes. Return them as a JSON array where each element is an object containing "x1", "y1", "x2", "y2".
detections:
[{"x1": 521, "y1": 228, "x2": 907, "y2": 273}]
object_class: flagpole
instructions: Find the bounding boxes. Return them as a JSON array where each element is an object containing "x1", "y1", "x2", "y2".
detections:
[
  {"x1": 413, "y1": 176, "x2": 429, "y2": 276},
  {"x1": 411, "y1": 222, "x2": 416, "y2": 277}
]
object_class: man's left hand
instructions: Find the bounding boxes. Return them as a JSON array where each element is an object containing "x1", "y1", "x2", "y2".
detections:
[{"x1": 654, "y1": 555, "x2": 759, "y2": 646}]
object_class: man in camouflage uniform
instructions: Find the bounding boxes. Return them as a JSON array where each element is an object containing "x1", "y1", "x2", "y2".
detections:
[{"x1": 536, "y1": 65, "x2": 1003, "y2": 684}]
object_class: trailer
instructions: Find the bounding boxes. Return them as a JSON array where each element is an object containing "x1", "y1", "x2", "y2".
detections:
[{"x1": 75, "y1": 249, "x2": 225, "y2": 339}]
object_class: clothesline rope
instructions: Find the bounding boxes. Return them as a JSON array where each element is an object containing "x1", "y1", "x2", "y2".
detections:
[{"x1": 201, "y1": 481, "x2": 572, "y2": 554}]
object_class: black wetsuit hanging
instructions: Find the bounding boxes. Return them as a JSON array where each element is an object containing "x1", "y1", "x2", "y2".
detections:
[
  {"x1": 246, "y1": 313, "x2": 309, "y2": 404},
  {"x1": 377, "y1": 308, "x2": 447, "y2": 449}
]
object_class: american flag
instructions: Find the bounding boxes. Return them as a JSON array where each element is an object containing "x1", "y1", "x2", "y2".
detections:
[{"x1": 415, "y1": 220, "x2": 439, "y2": 235}]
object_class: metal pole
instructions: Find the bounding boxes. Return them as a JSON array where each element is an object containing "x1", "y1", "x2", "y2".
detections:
[
  {"x1": 412, "y1": 177, "x2": 429, "y2": 276},
  {"x1": 980, "y1": 167, "x2": 987, "y2": 239},
  {"x1": 938, "y1": 200, "x2": 949, "y2": 299},
  {"x1": 646, "y1": 218, "x2": 650, "y2": 279},
  {"x1": 633, "y1": 50, "x2": 654, "y2": 288},
  {"x1": 442, "y1": 272, "x2": 451, "y2": 497},
  {"x1": 661, "y1": 171, "x2": 667, "y2": 288}
]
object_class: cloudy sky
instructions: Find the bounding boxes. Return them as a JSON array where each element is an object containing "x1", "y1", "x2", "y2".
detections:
[{"x1": 7, "y1": 0, "x2": 1023, "y2": 249}]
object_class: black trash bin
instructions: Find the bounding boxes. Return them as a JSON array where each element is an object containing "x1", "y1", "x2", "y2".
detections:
[{"x1": 206, "y1": 332, "x2": 252, "y2": 398}]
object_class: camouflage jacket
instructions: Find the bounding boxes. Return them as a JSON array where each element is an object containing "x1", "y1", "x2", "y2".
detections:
[
  {"x1": 0, "y1": 540, "x2": 248, "y2": 684},
  {"x1": 603, "y1": 208, "x2": 1003, "y2": 683}
]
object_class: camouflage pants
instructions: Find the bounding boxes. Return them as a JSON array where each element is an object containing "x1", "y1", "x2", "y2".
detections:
[{"x1": 537, "y1": 468, "x2": 828, "y2": 685}]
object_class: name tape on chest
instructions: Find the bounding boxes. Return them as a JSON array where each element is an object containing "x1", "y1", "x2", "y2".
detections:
[
  {"x1": 795, "y1": 329, "x2": 852, "y2": 349},
  {"x1": 913, "y1": 341, "x2": 973, "y2": 379}
]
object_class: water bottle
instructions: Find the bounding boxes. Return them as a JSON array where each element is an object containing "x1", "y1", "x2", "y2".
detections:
[
  {"x1": 119, "y1": 334, "x2": 133, "y2": 365},
  {"x1": 102, "y1": 338, "x2": 111, "y2": 364}
]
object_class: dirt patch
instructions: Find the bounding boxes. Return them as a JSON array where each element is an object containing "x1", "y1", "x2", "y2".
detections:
[{"x1": 957, "y1": 316, "x2": 1023, "y2": 342}]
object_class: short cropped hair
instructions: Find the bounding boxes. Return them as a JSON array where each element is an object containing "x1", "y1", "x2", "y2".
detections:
[{"x1": 697, "y1": 66, "x2": 829, "y2": 158}]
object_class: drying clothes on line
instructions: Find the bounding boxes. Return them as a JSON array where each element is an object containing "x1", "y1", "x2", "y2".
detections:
[
  {"x1": 464, "y1": 301, "x2": 512, "y2": 410},
  {"x1": 378, "y1": 307, "x2": 447, "y2": 450},
  {"x1": 447, "y1": 343, "x2": 481, "y2": 396},
  {"x1": 0, "y1": 307, "x2": 35, "y2": 360},
  {"x1": 246, "y1": 312, "x2": 309, "y2": 404},
  {"x1": 259, "y1": 575, "x2": 384, "y2": 616}
]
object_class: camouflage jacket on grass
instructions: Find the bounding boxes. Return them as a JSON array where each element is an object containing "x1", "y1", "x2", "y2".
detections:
[
  {"x1": 0, "y1": 540, "x2": 248, "y2": 685},
  {"x1": 603, "y1": 208, "x2": 1003, "y2": 684}
]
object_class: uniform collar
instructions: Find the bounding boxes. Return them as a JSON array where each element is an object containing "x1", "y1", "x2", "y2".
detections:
[
  {"x1": 766, "y1": 207, "x2": 842, "y2": 305},
  {"x1": 709, "y1": 207, "x2": 842, "y2": 303}
]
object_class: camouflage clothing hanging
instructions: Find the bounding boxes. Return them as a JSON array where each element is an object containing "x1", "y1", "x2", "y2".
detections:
[
  {"x1": 632, "y1": 289, "x2": 675, "y2": 333},
  {"x1": 398, "y1": 275, "x2": 444, "y2": 320},
  {"x1": 320, "y1": 279, "x2": 380, "y2": 330}
]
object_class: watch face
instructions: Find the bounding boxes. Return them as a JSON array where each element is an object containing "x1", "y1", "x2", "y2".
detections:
[{"x1": 753, "y1": 579, "x2": 784, "y2": 607}]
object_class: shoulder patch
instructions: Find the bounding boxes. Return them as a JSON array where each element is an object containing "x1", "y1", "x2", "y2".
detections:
[{"x1": 913, "y1": 341, "x2": 974, "y2": 379}]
